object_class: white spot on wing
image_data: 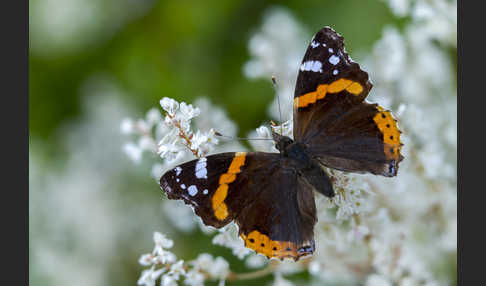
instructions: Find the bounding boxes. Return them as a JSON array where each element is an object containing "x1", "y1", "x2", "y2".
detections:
[
  {"x1": 310, "y1": 41, "x2": 320, "y2": 48},
  {"x1": 176, "y1": 178, "x2": 180, "y2": 182},
  {"x1": 203, "y1": 189, "x2": 208, "y2": 195},
  {"x1": 175, "y1": 167, "x2": 182, "y2": 176},
  {"x1": 300, "y1": 60, "x2": 323, "y2": 73},
  {"x1": 329, "y1": 55, "x2": 340, "y2": 65},
  {"x1": 180, "y1": 184, "x2": 186, "y2": 189},
  {"x1": 188, "y1": 185, "x2": 198, "y2": 196},
  {"x1": 333, "y1": 69, "x2": 338, "y2": 75},
  {"x1": 195, "y1": 157, "x2": 207, "y2": 179},
  {"x1": 322, "y1": 43, "x2": 327, "y2": 47}
]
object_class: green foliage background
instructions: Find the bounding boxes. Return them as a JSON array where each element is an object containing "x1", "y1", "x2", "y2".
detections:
[{"x1": 30, "y1": 0, "x2": 402, "y2": 140}]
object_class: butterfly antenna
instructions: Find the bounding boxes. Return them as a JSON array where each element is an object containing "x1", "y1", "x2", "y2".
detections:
[
  {"x1": 272, "y1": 75, "x2": 283, "y2": 136},
  {"x1": 214, "y1": 131, "x2": 273, "y2": 141}
]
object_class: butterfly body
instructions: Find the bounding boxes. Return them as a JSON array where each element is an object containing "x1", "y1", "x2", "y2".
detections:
[
  {"x1": 160, "y1": 26, "x2": 403, "y2": 261},
  {"x1": 273, "y1": 132, "x2": 335, "y2": 198}
]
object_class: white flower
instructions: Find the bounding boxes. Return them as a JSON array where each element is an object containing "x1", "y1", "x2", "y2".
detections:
[
  {"x1": 212, "y1": 224, "x2": 250, "y2": 259},
  {"x1": 139, "y1": 253, "x2": 155, "y2": 266},
  {"x1": 136, "y1": 118, "x2": 151, "y2": 134},
  {"x1": 158, "y1": 139, "x2": 185, "y2": 163},
  {"x1": 184, "y1": 269, "x2": 205, "y2": 286},
  {"x1": 123, "y1": 142, "x2": 142, "y2": 163},
  {"x1": 271, "y1": 119, "x2": 293, "y2": 138},
  {"x1": 146, "y1": 108, "x2": 162, "y2": 127},
  {"x1": 190, "y1": 129, "x2": 219, "y2": 157},
  {"x1": 308, "y1": 261, "x2": 321, "y2": 275},
  {"x1": 245, "y1": 254, "x2": 267, "y2": 269},
  {"x1": 160, "y1": 97, "x2": 179, "y2": 116},
  {"x1": 161, "y1": 275, "x2": 178, "y2": 286},
  {"x1": 179, "y1": 102, "x2": 200, "y2": 120},
  {"x1": 384, "y1": 0, "x2": 410, "y2": 17},
  {"x1": 191, "y1": 253, "x2": 229, "y2": 280},
  {"x1": 138, "y1": 266, "x2": 166, "y2": 286},
  {"x1": 209, "y1": 257, "x2": 229, "y2": 279},
  {"x1": 139, "y1": 136, "x2": 157, "y2": 152},
  {"x1": 168, "y1": 260, "x2": 186, "y2": 280},
  {"x1": 120, "y1": 118, "x2": 135, "y2": 134},
  {"x1": 154, "y1": 232, "x2": 174, "y2": 249},
  {"x1": 154, "y1": 249, "x2": 177, "y2": 265},
  {"x1": 365, "y1": 274, "x2": 392, "y2": 286}
]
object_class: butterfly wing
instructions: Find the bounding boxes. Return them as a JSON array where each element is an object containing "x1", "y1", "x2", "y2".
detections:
[
  {"x1": 293, "y1": 26, "x2": 403, "y2": 176},
  {"x1": 237, "y1": 168, "x2": 316, "y2": 261},
  {"x1": 307, "y1": 102, "x2": 404, "y2": 176},
  {"x1": 160, "y1": 152, "x2": 317, "y2": 260},
  {"x1": 293, "y1": 26, "x2": 372, "y2": 140}
]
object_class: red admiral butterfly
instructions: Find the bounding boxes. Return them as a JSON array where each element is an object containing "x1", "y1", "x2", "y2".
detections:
[{"x1": 160, "y1": 27, "x2": 403, "y2": 261}]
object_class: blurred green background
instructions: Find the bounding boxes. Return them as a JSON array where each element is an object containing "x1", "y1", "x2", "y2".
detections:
[{"x1": 29, "y1": 1, "x2": 416, "y2": 285}]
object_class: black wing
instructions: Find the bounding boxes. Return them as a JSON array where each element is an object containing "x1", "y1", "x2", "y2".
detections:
[
  {"x1": 293, "y1": 27, "x2": 403, "y2": 176},
  {"x1": 160, "y1": 152, "x2": 317, "y2": 260}
]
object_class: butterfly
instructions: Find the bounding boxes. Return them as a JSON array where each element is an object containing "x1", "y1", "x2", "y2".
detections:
[{"x1": 160, "y1": 27, "x2": 403, "y2": 261}]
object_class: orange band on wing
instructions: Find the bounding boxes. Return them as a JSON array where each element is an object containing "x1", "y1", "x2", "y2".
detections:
[
  {"x1": 373, "y1": 107, "x2": 402, "y2": 160},
  {"x1": 294, "y1": 78, "x2": 363, "y2": 109},
  {"x1": 212, "y1": 152, "x2": 246, "y2": 220},
  {"x1": 240, "y1": 230, "x2": 313, "y2": 260}
]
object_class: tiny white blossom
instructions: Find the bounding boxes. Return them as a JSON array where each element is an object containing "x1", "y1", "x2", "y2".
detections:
[
  {"x1": 308, "y1": 261, "x2": 321, "y2": 275},
  {"x1": 179, "y1": 102, "x2": 201, "y2": 119},
  {"x1": 123, "y1": 142, "x2": 142, "y2": 163},
  {"x1": 158, "y1": 140, "x2": 185, "y2": 163},
  {"x1": 245, "y1": 254, "x2": 267, "y2": 269},
  {"x1": 138, "y1": 266, "x2": 166, "y2": 286},
  {"x1": 160, "y1": 97, "x2": 179, "y2": 116},
  {"x1": 120, "y1": 118, "x2": 135, "y2": 134},
  {"x1": 168, "y1": 260, "x2": 186, "y2": 280},
  {"x1": 212, "y1": 224, "x2": 250, "y2": 259},
  {"x1": 161, "y1": 275, "x2": 178, "y2": 286},
  {"x1": 154, "y1": 249, "x2": 177, "y2": 265},
  {"x1": 136, "y1": 118, "x2": 151, "y2": 134},
  {"x1": 208, "y1": 256, "x2": 229, "y2": 279},
  {"x1": 384, "y1": 0, "x2": 410, "y2": 17},
  {"x1": 184, "y1": 269, "x2": 205, "y2": 286},
  {"x1": 146, "y1": 108, "x2": 162, "y2": 126},
  {"x1": 139, "y1": 136, "x2": 157, "y2": 152},
  {"x1": 154, "y1": 232, "x2": 174, "y2": 249},
  {"x1": 365, "y1": 274, "x2": 392, "y2": 286},
  {"x1": 139, "y1": 253, "x2": 155, "y2": 266}
]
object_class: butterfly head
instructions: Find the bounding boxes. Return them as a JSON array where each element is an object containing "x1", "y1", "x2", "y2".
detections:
[{"x1": 272, "y1": 131, "x2": 294, "y2": 154}]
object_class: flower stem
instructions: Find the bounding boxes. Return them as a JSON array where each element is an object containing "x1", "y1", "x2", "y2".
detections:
[{"x1": 227, "y1": 260, "x2": 279, "y2": 281}]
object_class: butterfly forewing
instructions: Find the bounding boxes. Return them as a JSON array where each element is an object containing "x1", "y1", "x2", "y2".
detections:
[
  {"x1": 293, "y1": 27, "x2": 372, "y2": 140},
  {"x1": 160, "y1": 152, "x2": 318, "y2": 260},
  {"x1": 293, "y1": 26, "x2": 403, "y2": 176}
]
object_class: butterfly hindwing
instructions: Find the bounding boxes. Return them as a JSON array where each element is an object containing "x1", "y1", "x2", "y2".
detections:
[
  {"x1": 160, "y1": 152, "x2": 317, "y2": 260},
  {"x1": 237, "y1": 171, "x2": 316, "y2": 261},
  {"x1": 306, "y1": 102, "x2": 404, "y2": 176}
]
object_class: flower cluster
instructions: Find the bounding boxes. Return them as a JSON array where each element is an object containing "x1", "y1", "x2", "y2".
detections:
[
  {"x1": 137, "y1": 232, "x2": 230, "y2": 286},
  {"x1": 122, "y1": 97, "x2": 233, "y2": 182}
]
